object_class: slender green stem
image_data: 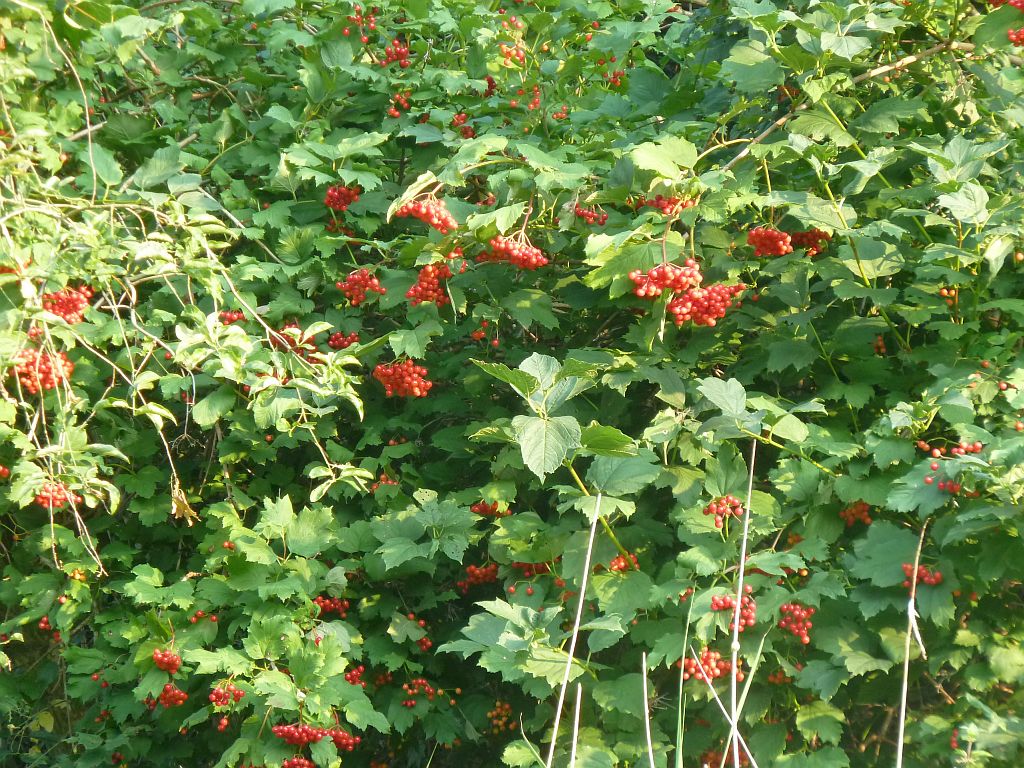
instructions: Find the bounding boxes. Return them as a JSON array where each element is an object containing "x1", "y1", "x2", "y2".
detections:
[
  {"x1": 738, "y1": 428, "x2": 837, "y2": 476},
  {"x1": 566, "y1": 462, "x2": 634, "y2": 564}
]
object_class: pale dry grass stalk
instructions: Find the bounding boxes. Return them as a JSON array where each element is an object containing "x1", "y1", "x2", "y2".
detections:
[
  {"x1": 729, "y1": 440, "x2": 758, "y2": 768},
  {"x1": 895, "y1": 523, "x2": 930, "y2": 768}
]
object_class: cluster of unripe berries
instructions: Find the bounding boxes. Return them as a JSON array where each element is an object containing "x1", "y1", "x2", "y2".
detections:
[
  {"x1": 574, "y1": 203, "x2": 607, "y2": 226},
  {"x1": 476, "y1": 235, "x2": 549, "y2": 270},
  {"x1": 324, "y1": 184, "x2": 360, "y2": 212},
  {"x1": 902, "y1": 563, "x2": 943, "y2": 589},
  {"x1": 608, "y1": 552, "x2": 638, "y2": 572},
  {"x1": 710, "y1": 586, "x2": 757, "y2": 632},
  {"x1": 152, "y1": 648, "x2": 182, "y2": 673},
  {"x1": 839, "y1": 501, "x2": 872, "y2": 527},
  {"x1": 337, "y1": 269, "x2": 386, "y2": 306},
  {"x1": 394, "y1": 196, "x2": 458, "y2": 234},
  {"x1": 208, "y1": 682, "x2": 244, "y2": 707},
  {"x1": 636, "y1": 195, "x2": 695, "y2": 215},
  {"x1": 470, "y1": 500, "x2": 507, "y2": 517},
  {"x1": 159, "y1": 683, "x2": 188, "y2": 708},
  {"x1": 41, "y1": 285, "x2": 93, "y2": 324},
  {"x1": 406, "y1": 262, "x2": 454, "y2": 306},
  {"x1": 747, "y1": 227, "x2": 793, "y2": 257},
  {"x1": 345, "y1": 665, "x2": 366, "y2": 687},
  {"x1": 487, "y1": 700, "x2": 516, "y2": 734},
  {"x1": 457, "y1": 562, "x2": 499, "y2": 594},
  {"x1": 328, "y1": 331, "x2": 360, "y2": 350},
  {"x1": 680, "y1": 648, "x2": 743, "y2": 682},
  {"x1": 314, "y1": 595, "x2": 350, "y2": 618},
  {"x1": 703, "y1": 495, "x2": 744, "y2": 528},
  {"x1": 373, "y1": 359, "x2": 432, "y2": 397},
  {"x1": 778, "y1": 603, "x2": 815, "y2": 644},
  {"x1": 11, "y1": 347, "x2": 74, "y2": 393},
  {"x1": 34, "y1": 481, "x2": 82, "y2": 510},
  {"x1": 789, "y1": 228, "x2": 832, "y2": 257},
  {"x1": 218, "y1": 310, "x2": 245, "y2": 325}
]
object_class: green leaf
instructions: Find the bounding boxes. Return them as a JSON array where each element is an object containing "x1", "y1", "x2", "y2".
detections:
[
  {"x1": 845, "y1": 522, "x2": 918, "y2": 587},
  {"x1": 472, "y1": 360, "x2": 539, "y2": 399},
  {"x1": 719, "y1": 40, "x2": 784, "y2": 94},
  {"x1": 796, "y1": 700, "x2": 845, "y2": 745},
  {"x1": 511, "y1": 415, "x2": 582, "y2": 481},
  {"x1": 192, "y1": 385, "x2": 235, "y2": 427},
  {"x1": 790, "y1": 109, "x2": 856, "y2": 147},
  {"x1": 937, "y1": 182, "x2": 989, "y2": 224},
  {"x1": 579, "y1": 424, "x2": 637, "y2": 457},
  {"x1": 586, "y1": 451, "x2": 660, "y2": 496},
  {"x1": 389, "y1": 320, "x2": 444, "y2": 357},
  {"x1": 697, "y1": 378, "x2": 747, "y2": 418}
]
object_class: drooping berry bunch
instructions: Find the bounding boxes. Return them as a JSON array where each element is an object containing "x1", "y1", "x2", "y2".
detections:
[
  {"x1": 208, "y1": 682, "x2": 244, "y2": 707},
  {"x1": 470, "y1": 319, "x2": 491, "y2": 342},
  {"x1": 477, "y1": 234, "x2": 548, "y2": 270},
  {"x1": 701, "y1": 750, "x2": 750, "y2": 768},
  {"x1": 387, "y1": 90, "x2": 411, "y2": 118},
  {"x1": 511, "y1": 561, "x2": 552, "y2": 578},
  {"x1": 1010, "y1": 28, "x2": 1024, "y2": 46},
  {"x1": 609, "y1": 552, "x2": 638, "y2": 572},
  {"x1": 324, "y1": 184, "x2": 360, "y2": 211},
  {"x1": 628, "y1": 260, "x2": 703, "y2": 298},
  {"x1": 328, "y1": 727, "x2": 361, "y2": 751},
  {"x1": 680, "y1": 648, "x2": 743, "y2": 682},
  {"x1": 710, "y1": 586, "x2": 757, "y2": 632},
  {"x1": 345, "y1": 665, "x2": 366, "y2": 688},
  {"x1": 328, "y1": 331, "x2": 360, "y2": 350},
  {"x1": 153, "y1": 648, "x2": 182, "y2": 673},
  {"x1": 702, "y1": 495, "x2": 744, "y2": 528},
  {"x1": 667, "y1": 283, "x2": 746, "y2": 327},
  {"x1": 767, "y1": 668, "x2": 793, "y2": 684},
  {"x1": 471, "y1": 500, "x2": 504, "y2": 516},
  {"x1": 406, "y1": 262, "x2": 453, "y2": 306},
  {"x1": 747, "y1": 227, "x2": 793, "y2": 257},
  {"x1": 499, "y1": 41, "x2": 526, "y2": 66},
  {"x1": 778, "y1": 602, "x2": 815, "y2": 644},
  {"x1": 451, "y1": 113, "x2": 475, "y2": 138},
  {"x1": 939, "y1": 286, "x2": 958, "y2": 307},
  {"x1": 0, "y1": 466, "x2": 9, "y2": 480},
  {"x1": 381, "y1": 38, "x2": 410, "y2": 68},
  {"x1": 573, "y1": 203, "x2": 608, "y2": 226},
  {"x1": 394, "y1": 195, "x2": 459, "y2": 234},
  {"x1": 38, "y1": 616, "x2": 51, "y2": 630},
  {"x1": 272, "y1": 723, "x2": 327, "y2": 746},
  {"x1": 789, "y1": 228, "x2": 832, "y2": 257},
  {"x1": 602, "y1": 68, "x2": 626, "y2": 87},
  {"x1": 373, "y1": 359, "x2": 433, "y2": 397},
  {"x1": 839, "y1": 501, "x2": 872, "y2": 527},
  {"x1": 281, "y1": 758, "x2": 315, "y2": 768},
  {"x1": 342, "y1": 5, "x2": 376, "y2": 42},
  {"x1": 218, "y1": 310, "x2": 245, "y2": 325},
  {"x1": 337, "y1": 269, "x2": 386, "y2": 306},
  {"x1": 34, "y1": 481, "x2": 82, "y2": 510},
  {"x1": 41, "y1": 285, "x2": 93, "y2": 324},
  {"x1": 950, "y1": 440, "x2": 984, "y2": 457},
  {"x1": 551, "y1": 104, "x2": 569, "y2": 120},
  {"x1": 401, "y1": 677, "x2": 436, "y2": 707},
  {"x1": 11, "y1": 347, "x2": 74, "y2": 393},
  {"x1": 159, "y1": 683, "x2": 188, "y2": 708},
  {"x1": 369, "y1": 472, "x2": 398, "y2": 492},
  {"x1": 314, "y1": 595, "x2": 350, "y2": 618},
  {"x1": 902, "y1": 563, "x2": 943, "y2": 589},
  {"x1": 189, "y1": 609, "x2": 217, "y2": 624},
  {"x1": 873, "y1": 334, "x2": 887, "y2": 355},
  {"x1": 487, "y1": 700, "x2": 516, "y2": 734},
  {"x1": 636, "y1": 195, "x2": 696, "y2": 215},
  {"x1": 457, "y1": 563, "x2": 499, "y2": 594}
]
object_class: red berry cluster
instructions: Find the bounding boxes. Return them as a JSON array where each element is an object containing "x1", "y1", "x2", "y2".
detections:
[
  {"x1": 951, "y1": 727, "x2": 960, "y2": 750},
  {"x1": 394, "y1": 196, "x2": 458, "y2": 233},
  {"x1": 551, "y1": 104, "x2": 569, "y2": 120},
  {"x1": 216, "y1": 715, "x2": 230, "y2": 732},
  {"x1": 189, "y1": 609, "x2": 217, "y2": 624},
  {"x1": 789, "y1": 228, "x2": 832, "y2": 257},
  {"x1": 477, "y1": 235, "x2": 548, "y2": 270},
  {"x1": 324, "y1": 184, "x2": 360, "y2": 211},
  {"x1": 314, "y1": 595, "x2": 350, "y2": 618},
  {"x1": 337, "y1": 269, "x2": 386, "y2": 306},
  {"x1": 667, "y1": 284, "x2": 746, "y2": 327},
  {"x1": 328, "y1": 331, "x2": 360, "y2": 350},
  {"x1": 42, "y1": 285, "x2": 93, "y2": 324},
  {"x1": 451, "y1": 113, "x2": 475, "y2": 138},
  {"x1": 34, "y1": 481, "x2": 82, "y2": 510},
  {"x1": 401, "y1": 677, "x2": 436, "y2": 707},
  {"x1": 470, "y1": 319, "x2": 490, "y2": 342},
  {"x1": 511, "y1": 561, "x2": 552, "y2": 578},
  {"x1": 369, "y1": 472, "x2": 398, "y2": 492},
  {"x1": 38, "y1": 615, "x2": 51, "y2": 630},
  {"x1": 680, "y1": 648, "x2": 743, "y2": 682},
  {"x1": 387, "y1": 90, "x2": 411, "y2": 118},
  {"x1": 345, "y1": 665, "x2": 366, "y2": 688},
  {"x1": 778, "y1": 602, "x2": 815, "y2": 644},
  {"x1": 701, "y1": 750, "x2": 750, "y2": 768},
  {"x1": 0, "y1": 465, "x2": 8, "y2": 480},
  {"x1": 767, "y1": 668, "x2": 793, "y2": 684},
  {"x1": 629, "y1": 260, "x2": 702, "y2": 298},
  {"x1": 499, "y1": 41, "x2": 526, "y2": 66},
  {"x1": 159, "y1": 683, "x2": 188, "y2": 708},
  {"x1": 602, "y1": 68, "x2": 626, "y2": 87},
  {"x1": 381, "y1": 38, "x2": 410, "y2": 67},
  {"x1": 747, "y1": 227, "x2": 793, "y2": 257},
  {"x1": 471, "y1": 500, "x2": 507, "y2": 517},
  {"x1": 636, "y1": 195, "x2": 695, "y2": 215},
  {"x1": 1010, "y1": 28, "x2": 1024, "y2": 45},
  {"x1": 573, "y1": 203, "x2": 607, "y2": 226},
  {"x1": 710, "y1": 587, "x2": 757, "y2": 632},
  {"x1": 11, "y1": 347, "x2": 74, "y2": 393},
  {"x1": 153, "y1": 648, "x2": 182, "y2": 673},
  {"x1": 329, "y1": 727, "x2": 361, "y2": 751},
  {"x1": 703, "y1": 495, "x2": 744, "y2": 528},
  {"x1": 939, "y1": 286, "x2": 958, "y2": 308},
  {"x1": 272, "y1": 723, "x2": 326, "y2": 746},
  {"x1": 282, "y1": 758, "x2": 315, "y2": 768},
  {"x1": 406, "y1": 262, "x2": 453, "y2": 306},
  {"x1": 609, "y1": 552, "x2": 638, "y2": 572},
  {"x1": 902, "y1": 563, "x2": 943, "y2": 589},
  {"x1": 219, "y1": 309, "x2": 245, "y2": 325},
  {"x1": 373, "y1": 359, "x2": 433, "y2": 397},
  {"x1": 873, "y1": 334, "x2": 888, "y2": 355},
  {"x1": 487, "y1": 700, "x2": 516, "y2": 734},
  {"x1": 839, "y1": 501, "x2": 872, "y2": 527},
  {"x1": 222, "y1": 540, "x2": 236, "y2": 550},
  {"x1": 457, "y1": 562, "x2": 499, "y2": 594},
  {"x1": 209, "y1": 682, "x2": 244, "y2": 707},
  {"x1": 342, "y1": 5, "x2": 376, "y2": 42}
]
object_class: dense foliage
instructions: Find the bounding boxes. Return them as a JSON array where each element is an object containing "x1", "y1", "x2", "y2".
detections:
[{"x1": 1, "y1": 0, "x2": 1024, "y2": 766}]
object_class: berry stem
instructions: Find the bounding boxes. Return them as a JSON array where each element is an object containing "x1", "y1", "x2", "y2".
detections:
[{"x1": 566, "y1": 462, "x2": 634, "y2": 566}]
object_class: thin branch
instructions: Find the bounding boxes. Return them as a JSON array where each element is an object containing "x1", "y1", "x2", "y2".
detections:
[{"x1": 895, "y1": 522, "x2": 930, "y2": 768}]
